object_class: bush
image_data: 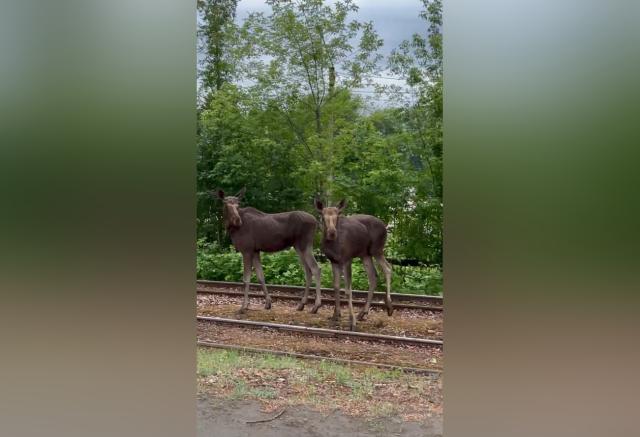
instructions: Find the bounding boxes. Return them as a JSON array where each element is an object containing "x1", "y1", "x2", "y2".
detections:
[{"x1": 197, "y1": 240, "x2": 442, "y2": 296}]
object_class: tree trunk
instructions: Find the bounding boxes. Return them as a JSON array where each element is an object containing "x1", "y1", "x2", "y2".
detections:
[
  {"x1": 314, "y1": 106, "x2": 321, "y2": 134},
  {"x1": 329, "y1": 65, "x2": 335, "y2": 95}
]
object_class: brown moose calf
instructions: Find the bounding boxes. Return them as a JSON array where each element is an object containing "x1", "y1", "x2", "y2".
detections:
[
  {"x1": 315, "y1": 198, "x2": 393, "y2": 331},
  {"x1": 217, "y1": 188, "x2": 322, "y2": 313}
]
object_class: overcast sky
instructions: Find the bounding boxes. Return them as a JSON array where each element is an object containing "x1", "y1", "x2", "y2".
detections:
[{"x1": 235, "y1": 0, "x2": 426, "y2": 59}]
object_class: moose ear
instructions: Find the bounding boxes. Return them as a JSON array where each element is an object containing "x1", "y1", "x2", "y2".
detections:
[
  {"x1": 235, "y1": 187, "x2": 246, "y2": 199},
  {"x1": 337, "y1": 199, "x2": 347, "y2": 212},
  {"x1": 314, "y1": 198, "x2": 324, "y2": 212},
  {"x1": 216, "y1": 189, "x2": 225, "y2": 199}
]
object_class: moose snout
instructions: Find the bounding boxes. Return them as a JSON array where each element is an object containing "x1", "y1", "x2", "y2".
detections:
[{"x1": 326, "y1": 230, "x2": 337, "y2": 240}]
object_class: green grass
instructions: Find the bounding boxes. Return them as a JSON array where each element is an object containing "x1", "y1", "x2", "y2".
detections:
[
  {"x1": 197, "y1": 347, "x2": 440, "y2": 420},
  {"x1": 231, "y1": 381, "x2": 277, "y2": 399},
  {"x1": 197, "y1": 349, "x2": 303, "y2": 377},
  {"x1": 198, "y1": 348, "x2": 411, "y2": 404},
  {"x1": 198, "y1": 348, "x2": 403, "y2": 390},
  {"x1": 197, "y1": 349, "x2": 241, "y2": 377}
]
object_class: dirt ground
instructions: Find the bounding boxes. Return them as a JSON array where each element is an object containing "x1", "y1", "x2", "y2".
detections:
[
  {"x1": 197, "y1": 396, "x2": 443, "y2": 437},
  {"x1": 197, "y1": 322, "x2": 443, "y2": 370},
  {"x1": 197, "y1": 288, "x2": 444, "y2": 435},
  {"x1": 197, "y1": 293, "x2": 443, "y2": 340}
]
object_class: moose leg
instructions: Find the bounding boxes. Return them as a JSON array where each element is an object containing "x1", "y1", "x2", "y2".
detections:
[
  {"x1": 303, "y1": 247, "x2": 322, "y2": 314},
  {"x1": 375, "y1": 254, "x2": 394, "y2": 316},
  {"x1": 294, "y1": 248, "x2": 311, "y2": 311},
  {"x1": 239, "y1": 252, "x2": 253, "y2": 314},
  {"x1": 296, "y1": 249, "x2": 311, "y2": 311},
  {"x1": 343, "y1": 261, "x2": 356, "y2": 331},
  {"x1": 357, "y1": 256, "x2": 377, "y2": 321},
  {"x1": 252, "y1": 252, "x2": 272, "y2": 310},
  {"x1": 330, "y1": 262, "x2": 342, "y2": 321}
]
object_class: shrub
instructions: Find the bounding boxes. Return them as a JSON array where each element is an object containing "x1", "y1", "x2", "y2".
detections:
[{"x1": 197, "y1": 241, "x2": 442, "y2": 296}]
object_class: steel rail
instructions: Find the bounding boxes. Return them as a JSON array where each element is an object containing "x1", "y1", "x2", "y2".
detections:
[
  {"x1": 197, "y1": 340, "x2": 442, "y2": 376},
  {"x1": 197, "y1": 316, "x2": 443, "y2": 347},
  {"x1": 197, "y1": 288, "x2": 443, "y2": 312},
  {"x1": 196, "y1": 279, "x2": 443, "y2": 305}
]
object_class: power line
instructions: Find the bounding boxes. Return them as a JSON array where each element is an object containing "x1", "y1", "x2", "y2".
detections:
[
  {"x1": 350, "y1": 90, "x2": 415, "y2": 95},
  {"x1": 336, "y1": 70, "x2": 405, "y2": 81},
  {"x1": 368, "y1": 75, "x2": 405, "y2": 80}
]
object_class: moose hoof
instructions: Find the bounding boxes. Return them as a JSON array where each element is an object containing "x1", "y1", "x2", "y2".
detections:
[
  {"x1": 309, "y1": 304, "x2": 321, "y2": 314},
  {"x1": 264, "y1": 299, "x2": 272, "y2": 310},
  {"x1": 385, "y1": 300, "x2": 394, "y2": 316},
  {"x1": 296, "y1": 302, "x2": 306, "y2": 311},
  {"x1": 238, "y1": 306, "x2": 248, "y2": 315},
  {"x1": 329, "y1": 313, "x2": 341, "y2": 322},
  {"x1": 386, "y1": 307, "x2": 394, "y2": 316},
  {"x1": 348, "y1": 319, "x2": 357, "y2": 331},
  {"x1": 356, "y1": 311, "x2": 367, "y2": 321}
]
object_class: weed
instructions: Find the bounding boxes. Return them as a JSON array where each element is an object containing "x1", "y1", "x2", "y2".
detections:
[
  {"x1": 231, "y1": 380, "x2": 277, "y2": 399},
  {"x1": 197, "y1": 347, "x2": 442, "y2": 421},
  {"x1": 371, "y1": 402, "x2": 399, "y2": 418}
]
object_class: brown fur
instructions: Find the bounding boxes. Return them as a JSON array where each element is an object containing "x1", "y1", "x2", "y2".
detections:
[
  {"x1": 217, "y1": 189, "x2": 322, "y2": 313},
  {"x1": 315, "y1": 199, "x2": 394, "y2": 331}
]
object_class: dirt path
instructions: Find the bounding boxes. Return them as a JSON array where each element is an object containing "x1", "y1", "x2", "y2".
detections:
[{"x1": 197, "y1": 396, "x2": 443, "y2": 437}]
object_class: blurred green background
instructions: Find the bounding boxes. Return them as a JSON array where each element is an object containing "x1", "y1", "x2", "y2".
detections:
[
  {"x1": 1, "y1": 1, "x2": 195, "y2": 437},
  {"x1": 444, "y1": 1, "x2": 640, "y2": 436}
]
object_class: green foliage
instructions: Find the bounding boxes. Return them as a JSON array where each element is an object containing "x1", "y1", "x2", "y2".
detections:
[
  {"x1": 238, "y1": 0, "x2": 383, "y2": 195},
  {"x1": 196, "y1": 84, "x2": 308, "y2": 245},
  {"x1": 392, "y1": 264, "x2": 442, "y2": 295},
  {"x1": 241, "y1": 0, "x2": 382, "y2": 103},
  {"x1": 386, "y1": 0, "x2": 443, "y2": 263},
  {"x1": 198, "y1": 0, "x2": 240, "y2": 99},
  {"x1": 197, "y1": 246, "x2": 243, "y2": 282},
  {"x1": 197, "y1": 240, "x2": 442, "y2": 295},
  {"x1": 196, "y1": 0, "x2": 444, "y2": 274}
]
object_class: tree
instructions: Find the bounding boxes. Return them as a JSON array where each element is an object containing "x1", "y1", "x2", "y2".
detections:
[
  {"x1": 331, "y1": 113, "x2": 411, "y2": 224},
  {"x1": 388, "y1": 0, "x2": 443, "y2": 264},
  {"x1": 198, "y1": 0, "x2": 240, "y2": 103},
  {"x1": 239, "y1": 0, "x2": 383, "y2": 199},
  {"x1": 197, "y1": 84, "x2": 307, "y2": 243}
]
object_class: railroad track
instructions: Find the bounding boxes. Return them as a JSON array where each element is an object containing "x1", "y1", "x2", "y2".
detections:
[
  {"x1": 197, "y1": 315, "x2": 443, "y2": 348},
  {"x1": 197, "y1": 340, "x2": 441, "y2": 376},
  {"x1": 197, "y1": 280, "x2": 443, "y2": 312}
]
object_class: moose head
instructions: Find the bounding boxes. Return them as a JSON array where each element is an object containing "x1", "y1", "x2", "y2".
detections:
[
  {"x1": 216, "y1": 187, "x2": 246, "y2": 228},
  {"x1": 314, "y1": 198, "x2": 347, "y2": 241}
]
